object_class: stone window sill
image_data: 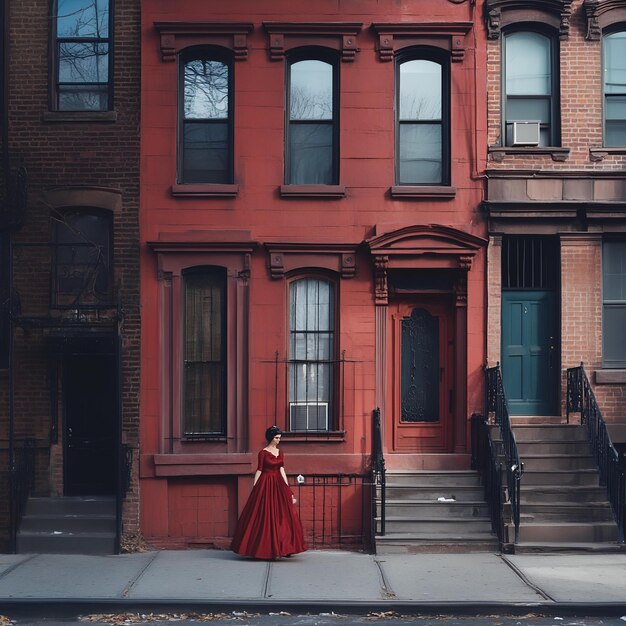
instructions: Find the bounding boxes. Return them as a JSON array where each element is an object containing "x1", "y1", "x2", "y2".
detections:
[
  {"x1": 390, "y1": 185, "x2": 456, "y2": 199},
  {"x1": 489, "y1": 146, "x2": 570, "y2": 162},
  {"x1": 171, "y1": 183, "x2": 239, "y2": 198},
  {"x1": 279, "y1": 185, "x2": 346, "y2": 198},
  {"x1": 281, "y1": 431, "x2": 345, "y2": 442},
  {"x1": 595, "y1": 369, "x2": 626, "y2": 384},
  {"x1": 42, "y1": 110, "x2": 117, "y2": 123},
  {"x1": 589, "y1": 147, "x2": 626, "y2": 162}
]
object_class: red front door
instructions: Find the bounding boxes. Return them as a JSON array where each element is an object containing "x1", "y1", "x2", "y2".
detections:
[{"x1": 388, "y1": 296, "x2": 455, "y2": 453}]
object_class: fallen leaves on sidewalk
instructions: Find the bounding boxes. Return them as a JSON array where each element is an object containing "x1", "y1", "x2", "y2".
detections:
[
  {"x1": 367, "y1": 611, "x2": 400, "y2": 619},
  {"x1": 120, "y1": 531, "x2": 153, "y2": 553},
  {"x1": 80, "y1": 611, "x2": 261, "y2": 624},
  {"x1": 0, "y1": 616, "x2": 15, "y2": 626}
]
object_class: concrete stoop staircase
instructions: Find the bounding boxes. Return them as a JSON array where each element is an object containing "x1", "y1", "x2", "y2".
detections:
[
  {"x1": 511, "y1": 421, "x2": 622, "y2": 553},
  {"x1": 17, "y1": 496, "x2": 116, "y2": 554},
  {"x1": 374, "y1": 470, "x2": 498, "y2": 554}
]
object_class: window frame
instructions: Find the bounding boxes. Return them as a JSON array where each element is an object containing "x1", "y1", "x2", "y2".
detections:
[
  {"x1": 181, "y1": 266, "x2": 227, "y2": 438},
  {"x1": 394, "y1": 47, "x2": 451, "y2": 187},
  {"x1": 177, "y1": 46, "x2": 234, "y2": 185},
  {"x1": 602, "y1": 27, "x2": 626, "y2": 147},
  {"x1": 286, "y1": 273, "x2": 339, "y2": 433},
  {"x1": 284, "y1": 47, "x2": 340, "y2": 187},
  {"x1": 501, "y1": 26, "x2": 560, "y2": 148},
  {"x1": 602, "y1": 239, "x2": 626, "y2": 369},
  {"x1": 50, "y1": 0, "x2": 114, "y2": 112}
]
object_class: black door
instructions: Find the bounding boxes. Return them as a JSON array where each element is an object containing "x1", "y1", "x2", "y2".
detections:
[{"x1": 64, "y1": 353, "x2": 117, "y2": 495}]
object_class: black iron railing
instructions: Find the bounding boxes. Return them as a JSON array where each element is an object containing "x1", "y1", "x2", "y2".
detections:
[
  {"x1": 567, "y1": 364, "x2": 625, "y2": 543},
  {"x1": 485, "y1": 364, "x2": 523, "y2": 543},
  {"x1": 291, "y1": 473, "x2": 371, "y2": 550},
  {"x1": 9, "y1": 438, "x2": 36, "y2": 553},
  {"x1": 372, "y1": 407, "x2": 386, "y2": 537},
  {"x1": 471, "y1": 413, "x2": 504, "y2": 542}
]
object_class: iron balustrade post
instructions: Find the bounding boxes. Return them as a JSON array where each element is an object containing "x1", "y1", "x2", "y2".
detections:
[{"x1": 372, "y1": 407, "x2": 385, "y2": 537}]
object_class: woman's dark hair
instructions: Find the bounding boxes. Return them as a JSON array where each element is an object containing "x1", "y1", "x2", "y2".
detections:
[{"x1": 265, "y1": 425, "x2": 282, "y2": 442}]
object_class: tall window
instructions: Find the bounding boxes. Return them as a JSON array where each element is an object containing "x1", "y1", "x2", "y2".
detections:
[
  {"x1": 286, "y1": 52, "x2": 338, "y2": 185},
  {"x1": 180, "y1": 49, "x2": 233, "y2": 184},
  {"x1": 53, "y1": 0, "x2": 111, "y2": 111},
  {"x1": 183, "y1": 269, "x2": 226, "y2": 436},
  {"x1": 603, "y1": 30, "x2": 626, "y2": 147},
  {"x1": 288, "y1": 278, "x2": 335, "y2": 432},
  {"x1": 54, "y1": 211, "x2": 112, "y2": 307},
  {"x1": 603, "y1": 241, "x2": 626, "y2": 367},
  {"x1": 503, "y1": 30, "x2": 557, "y2": 146},
  {"x1": 396, "y1": 53, "x2": 449, "y2": 185}
]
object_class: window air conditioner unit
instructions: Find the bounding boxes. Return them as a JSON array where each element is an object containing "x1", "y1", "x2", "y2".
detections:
[
  {"x1": 512, "y1": 121, "x2": 540, "y2": 146},
  {"x1": 289, "y1": 402, "x2": 329, "y2": 431}
]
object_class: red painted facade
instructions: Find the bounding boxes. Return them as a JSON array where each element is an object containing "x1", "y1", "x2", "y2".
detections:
[{"x1": 140, "y1": 0, "x2": 489, "y2": 549}]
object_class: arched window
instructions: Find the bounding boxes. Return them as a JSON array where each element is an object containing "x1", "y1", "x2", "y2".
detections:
[
  {"x1": 183, "y1": 267, "x2": 227, "y2": 436},
  {"x1": 603, "y1": 30, "x2": 626, "y2": 147},
  {"x1": 503, "y1": 30, "x2": 559, "y2": 147},
  {"x1": 396, "y1": 52, "x2": 449, "y2": 185},
  {"x1": 179, "y1": 49, "x2": 233, "y2": 184},
  {"x1": 54, "y1": 210, "x2": 112, "y2": 307},
  {"x1": 286, "y1": 51, "x2": 339, "y2": 185},
  {"x1": 288, "y1": 277, "x2": 336, "y2": 431}
]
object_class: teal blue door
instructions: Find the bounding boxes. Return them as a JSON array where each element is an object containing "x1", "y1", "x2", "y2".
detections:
[{"x1": 501, "y1": 290, "x2": 558, "y2": 415}]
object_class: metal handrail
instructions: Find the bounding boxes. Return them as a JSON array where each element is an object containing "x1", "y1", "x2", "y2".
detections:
[
  {"x1": 485, "y1": 364, "x2": 523, "y2": 543},
  {"x1": 567, "y1": 364, "x2": 625, "y2": 543},
  {"x1": 9, "y1": 438, "x2": 36, "y2": 553},
  {"x1": 372, "y1": 407, "x2": 386, "y2": 536},
  {"x1": 471, "y1": 413, "x2": 504, "y2": 542}
]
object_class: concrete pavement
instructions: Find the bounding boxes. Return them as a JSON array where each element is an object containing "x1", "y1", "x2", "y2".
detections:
[{"x1": 0, "y1": 549, "x2": 625, "y2": 617}]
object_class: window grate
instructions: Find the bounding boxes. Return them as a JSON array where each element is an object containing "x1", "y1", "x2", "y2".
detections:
[{"x1": 502, "y1": 236, "x2": 558, "y2": 290}]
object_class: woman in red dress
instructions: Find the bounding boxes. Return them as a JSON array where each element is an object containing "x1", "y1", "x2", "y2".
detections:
[{"x1": 231, "y1": 426, "x2": 307, "y2": 559}]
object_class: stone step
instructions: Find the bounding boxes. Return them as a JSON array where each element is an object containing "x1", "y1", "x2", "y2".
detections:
[
  {"x1": 513, "y1": 541, "x2": 626, "y2": 554},
  {"x1": 383, "y1": 485, "x2": 486, "y2": 501},
  {"x1": 16, "y1": 531, "x2": 116, "y2": 555},
  {"x1": 520, "y1": 454, "x2": 596, "y2": 471},
  {"x1": 384, "y1": 471, "x2": 481, "y2": 487},
  {"x1": 24, "y1": 496, "x2": 116, "y2": 516},
  {"x1": 520, "y1": 469, "x2": 600, "y2": 486},
  {"x1": 513, "y1": 425, "x2": 587, "y2": 442},
  {"x1": 520, "y1": 486, "x2": 609, "y2": 504},
  {"x1": 381, "y1": 501, "x2": 490, "y2": 519},
  {"x1": 516, "y1": 441, "x2": 591, "y2": 455},
  {"x1": 378, "y1": 517, "x2": 493, "y2": 534},
  {"x1": 521, "y1": 503, "x2": 615, "y2": 523},
  {"x1": 518, "y1": 522, "x2": 618, "y2": 543},
  {"x1": 511, "y1": 416, "x2": 565, "y2": 425},
  {"x1": 19, "y1": 514, "x2": 116, "y2": 533},
  {"x1": 375, "y1": 532, "x2": 498, "y2": 554}
]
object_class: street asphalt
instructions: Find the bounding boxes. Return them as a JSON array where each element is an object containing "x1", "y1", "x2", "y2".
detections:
[{"x1": 0, "y1": 549, "x2": 625, "y2": 618}]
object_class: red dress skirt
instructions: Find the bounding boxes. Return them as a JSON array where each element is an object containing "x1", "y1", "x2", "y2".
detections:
[{"x1": 231, "y1": 449, "x2": 307, "y2": 559}]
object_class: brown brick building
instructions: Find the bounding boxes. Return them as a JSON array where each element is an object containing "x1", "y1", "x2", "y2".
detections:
[{"x1": 0, "y1": 0, "x2": 140, "y2": 552}]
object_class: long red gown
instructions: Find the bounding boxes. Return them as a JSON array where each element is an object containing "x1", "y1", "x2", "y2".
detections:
[{"x1": 231, "y1": 448, "x2": 307, "y2": 559}]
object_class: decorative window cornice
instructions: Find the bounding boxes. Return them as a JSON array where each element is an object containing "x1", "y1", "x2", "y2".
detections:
[
  {"x1": 264, "y1": 243, "x2": 359, "y2": 279},
  {"x1": 371, "y1": 22, "x2": 473, "y2": 62},
  {"x1": 153, "y1": 22, "x2": 254, "y2": 62},
  {"x1": 584, "y1": 0, "x2": 626, "y2": 40},
  {"x1": 262, "y1": 22, "x2": 362, "y2": 61},
  {"x1": 484, "y1": 0, "x2": 573, "y2": 39}
]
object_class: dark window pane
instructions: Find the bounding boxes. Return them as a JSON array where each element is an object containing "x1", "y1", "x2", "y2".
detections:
[
  {"x1": 58, "y1": 85, "x2": 108, "y2": 111},
  {"x1": 399, "y1": 60, "x2": 441, "y2": 121},
  {"x1": 603, "y1": 241, "x2": 626, "y2": 300},
  {"x1": 288, "y1": 122, "x2": 333, "y2": 184},
  {"x1": 182, "y1": 121, "x2": 229, "y2": 183},
  {"x1": 399, "y1": 123, "x2": 442, "y2": 184},
  {"x1": 506, "y1": 98, "x2": 551, "y2": 123},
  {"x1": 604, "y1": 305, "x2": 626, "y2": 365},
  {"x1": 401, "y1": 308, "x2": 439, "y2": 422},
  {"x1": 57, "y1": 0, "x2": 109, "y2": 38},
  {"x1": 605, "y1": 120, "x2": 626, "y2": 146},
  {"x1": 184, "y1": 59, "x2": 229, "y2": 120},
  {"x1": 59, "y1": 42, "x2": 108, "y2": 84},
  {"x1": 183, "y1": 271, "x2": 225, "y2": 435},
  {"x1": 290, "y1": 60, "x2": 333, "y2": 121}
]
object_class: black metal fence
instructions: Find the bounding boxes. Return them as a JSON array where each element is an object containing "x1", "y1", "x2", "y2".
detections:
[
  {"x1": 372, "y1": 407, "x2": 386, "y2": 537},
  {"x1": 471, "y1": 413, "x2": 504, "y2": 542},
  {"x1": 485, "y1": 364, "x2": 523, "y2": 543},
  {"x1": 9, "y1": 438, "x2": 36, "y2": 553},
  {"x1": 567, "y1": 364, "x2": 625, "y2": 543}
]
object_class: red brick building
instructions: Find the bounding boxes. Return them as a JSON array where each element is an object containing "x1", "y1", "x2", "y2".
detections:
[
  {"x1": 140, "y1": 0, "x2": 489, "y2": 550},
  {"x1": 0, "y1": 0, "x2": 140, "y2": 552}
]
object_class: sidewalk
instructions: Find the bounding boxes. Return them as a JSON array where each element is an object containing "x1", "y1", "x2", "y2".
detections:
[{"x1": 0, "y1": 549, "x2": 625, "y2": 617}]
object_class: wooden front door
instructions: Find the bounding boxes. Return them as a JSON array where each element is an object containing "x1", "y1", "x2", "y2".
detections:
[{"x1": 388, "y1": 296, "x2": 455, "y2": 452}]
